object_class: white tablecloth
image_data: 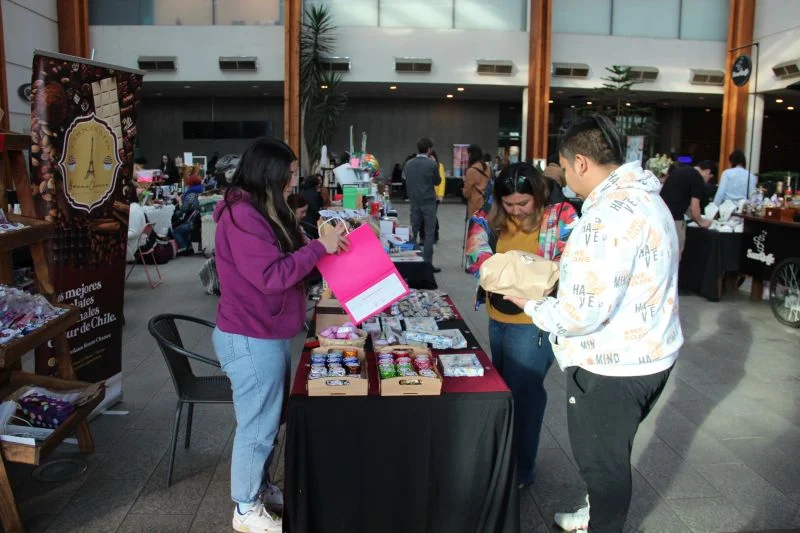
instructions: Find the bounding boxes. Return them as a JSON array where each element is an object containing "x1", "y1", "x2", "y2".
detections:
[
  {"x1": 142, "y1": 205, "x2": 176, "y2": 237},
  {"x1": 201, "y1": 214, "x2": 216, "y2": 256}
]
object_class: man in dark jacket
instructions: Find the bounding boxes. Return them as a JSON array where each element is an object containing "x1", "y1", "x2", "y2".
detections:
[{"x1": 403, "y1": 137, "x2": 442, "y2": 272}]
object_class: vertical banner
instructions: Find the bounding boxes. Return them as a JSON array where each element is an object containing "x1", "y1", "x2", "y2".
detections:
[
  {"x1": 29, "y1": 51, "x2": 143, "y2": 399},
  {"x1": 453, "y1": 144, "x2": 469, "y2": 177},
  {"x1": 626, "y1": 135, "x2": 644, "y2": 164}
]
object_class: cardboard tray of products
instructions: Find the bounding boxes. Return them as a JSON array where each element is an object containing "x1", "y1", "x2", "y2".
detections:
[
  {"x1": 306, "y1": 346, "x2": 369, "y2": 397},
  {"x1": 376, "y1": 344, "x2": 442, "y2": 396}
]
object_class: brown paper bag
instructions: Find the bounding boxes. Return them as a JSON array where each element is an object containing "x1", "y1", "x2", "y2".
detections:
[{"x1": 479, "y1": 250, "x2": 559, "y2": 300}]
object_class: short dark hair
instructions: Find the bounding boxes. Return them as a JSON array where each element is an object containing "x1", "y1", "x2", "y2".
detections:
[
  {"x1": 417, "y1": 137, "x2": 433, "y2": 154},
  {"x1": 558, "y1": 115, "x2": 624, "y2": 166},
  {"x1": 287, "y1": 193, "x2": 308, "y2": 210},
  {"x1": 467, "y1": 145, "x2": 483, "y2": 167},
  {"x1": 729, "y1": 150, "x2": 746, "y2": 167},
  {"x1": 695, "y1": 160, "x2": 717, "y2": 175},
  {"x1": 483, "y1": 153, "x2": 492, "y2": 163}
]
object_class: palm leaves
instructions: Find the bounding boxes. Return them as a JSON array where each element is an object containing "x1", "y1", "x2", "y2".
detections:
[{"x1": 300, "y1": 5, "x2": 347, "y2": 171}]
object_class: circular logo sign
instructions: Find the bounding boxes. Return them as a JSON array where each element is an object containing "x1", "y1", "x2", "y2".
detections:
[{"x1": 732, "y1": 55, "x2": 752, "y2": 87}]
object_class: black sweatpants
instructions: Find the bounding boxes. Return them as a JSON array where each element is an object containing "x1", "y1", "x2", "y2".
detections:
[{"x1": 567, "y1": 366, "x2": 672, "y2": 533}]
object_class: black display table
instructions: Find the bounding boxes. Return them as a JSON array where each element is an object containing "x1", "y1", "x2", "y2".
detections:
[
  {"x1": 394, "y1": 260, "x2": 438, "y2": 289},
  {"x1": 739, "y1": 215, "x2": 800, "y2": 300},
  {"x1": 284, "y1": 309, "x2": 519, "y2": 533},
  {"x1": 679, "y1": 226, "x2": 742, "y2": 301}
]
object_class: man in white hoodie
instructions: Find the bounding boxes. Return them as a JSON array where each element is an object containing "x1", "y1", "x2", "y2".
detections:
[{"x1": 506, "y1": 115, "x2": 682, "y2": 532}]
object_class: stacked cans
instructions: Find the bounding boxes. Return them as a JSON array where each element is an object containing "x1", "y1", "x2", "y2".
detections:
[
  {"x1": 309, "y1": 349, "x2": 362, "y2": 380},
  {"x1": 377, "y1": 349, "x2": 437, "y2": 380}
]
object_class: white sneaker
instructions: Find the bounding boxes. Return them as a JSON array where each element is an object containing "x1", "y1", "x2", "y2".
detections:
[
  {"x1": 232, "y1": 503, "x2": 282, "y2": 533},
  {"x1": 260, "y1": 483, "x2": 284, "y2": 514},
  {"x1": 554, "y1": 495, "x2": 590, "y2": 531}
]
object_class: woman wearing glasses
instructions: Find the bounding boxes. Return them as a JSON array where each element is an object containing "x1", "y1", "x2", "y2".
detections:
[{"x1": 465, "y1": 162, "x2": 578, "y2": 489}]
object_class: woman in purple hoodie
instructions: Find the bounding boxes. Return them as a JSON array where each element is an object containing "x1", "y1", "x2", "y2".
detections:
[{"x1": 212, "y1": 137, "x2": 348, "y2": 533}]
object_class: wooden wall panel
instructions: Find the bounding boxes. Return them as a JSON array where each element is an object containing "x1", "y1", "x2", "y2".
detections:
[
  {"x1": 57, "y1": 0, "x2": 90, "y2": 58},
  {"x1": 284, "y1": 0, "x2": 301, "y2": 158},
  {"x1": 526, "y1": 0, "x2": 552, "y2": 160}
]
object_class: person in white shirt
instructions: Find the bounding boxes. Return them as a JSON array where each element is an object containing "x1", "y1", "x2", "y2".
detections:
[
  {"x1": 713, "y1": 149, "x2": 757, "y2": 205},
  {"x1": 126, "y1": 202, "x2": 147, "y2": 263},
  {"x1": 504, "y1": 115, "x2": 682, "y2": 533}
]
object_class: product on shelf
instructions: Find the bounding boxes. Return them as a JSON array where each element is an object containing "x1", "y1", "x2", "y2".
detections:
[
  {"x1": 376, "y1": 349, "x2": 437, "y2": 380},
  {"x1": 308, "y1": 349, "x2": 362, "y2": 381},
  {"x1": 438, "y1": 353, "x2": 485, "y2": 378},
  {"x1": 0, "y1": 285, "x2": 69, "y2": 345},
  {"x1": 0, "y1": 208, "x2": 26, "y2": 234},
  {"x1": 380, "y1": 290, "x2": 455, "y2": 322}
]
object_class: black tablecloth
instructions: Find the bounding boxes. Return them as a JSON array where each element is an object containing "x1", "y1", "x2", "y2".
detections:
[
  {"x1": 394, "y1": 261, "x2": 438, "y2": 289},
  {"x1": 679, "y1": 226, "x2": 742, "y2": 301},
  {"x1": 285, "y1": 314, "x2": 519, "y2": 533}
]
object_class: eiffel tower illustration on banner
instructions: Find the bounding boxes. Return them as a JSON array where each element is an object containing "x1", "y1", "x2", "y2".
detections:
[{"x1": 84, "y1": 136, "x2": 96, "y2": 187}]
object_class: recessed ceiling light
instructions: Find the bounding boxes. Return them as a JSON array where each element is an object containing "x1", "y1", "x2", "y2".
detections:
[
  {"x1": 457, "y1": 87, "x2": 465, "y2": 92},
  {"x1": 184, "y1": 85, "x2": 191, "y2": 89},
  {"x1": 788, "y1": 106, "x2": 796, "y2": 110},
  {"x1": 548, "y1": 99, "x2": 553, "y2": 104},
  {"x1": 321, "y1": 85, "x2": 328, "y2": 89},
  {"x1": 389, "y1": 85, "x2": 397, "y2": 90},
  {"x1": 625, "y1": 102, "x2": 631, "y2": 107},
  {"x1": 705, "y1": 108, "x2": 711, "y2": 112},
  {"x1": 570, "y1": 105, "x2": 575, "y2": 108},
  {"x1": 446, "y1": 94, "x2": 454, "y2": 99},
  {"x1": 252, "y1": 85, "x2": 260, "y2": 89},
  {"x1": 586, "y1": 101, "x2": 592, "y2": 105},
  {"x1": 776, "y1": 98, "x2": 784, "y2": 103}
]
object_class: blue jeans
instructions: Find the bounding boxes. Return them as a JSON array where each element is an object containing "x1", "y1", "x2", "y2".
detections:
[
  {"x1": 212, "y1": 328, "x2": 291, "y2": 504},
  {"x1": 489, "y1": 319, "x2": 554, "y2": 486},
  {"x1": 172, "y1": 222, "x2": 192, "y2": 251}
]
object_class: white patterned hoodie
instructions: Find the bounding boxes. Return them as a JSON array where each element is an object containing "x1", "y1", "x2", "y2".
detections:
[{"x1": 523, "y1": 161, "x2": 683, "y2": 377}]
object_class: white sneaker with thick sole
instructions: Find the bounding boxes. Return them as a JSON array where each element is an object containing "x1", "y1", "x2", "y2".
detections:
[
  {"x1": 554, "y1": 494, "x2": 590, "y2": 531},
  {"x1": 232, "y1": 503, "x2": 282, "y2": 533},
  {"x1": 260, "y1": 483, "x2": 284, "y2": 514}
]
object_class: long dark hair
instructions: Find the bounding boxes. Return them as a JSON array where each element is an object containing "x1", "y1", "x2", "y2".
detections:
[
  {"x1": 467, "y1": 144, "x2": 484, "y2": 168},
  {"x1": 223, "y1": 137, "x2": 304, "y2": 252},
  {"x1": 489, "y1": 162, "x2": 548, "y2": 235}
]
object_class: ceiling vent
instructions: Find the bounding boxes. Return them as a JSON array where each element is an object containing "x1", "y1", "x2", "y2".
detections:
[
  {"x1": 772, "y1": 59, "x2": 800, "y2": 79},
  {"x1": 689, "y1": 69, "x2": 725, "y2": 86},
  {"x1": 476, "y1": 59, "x2": 514, "y2": 76},
  {"x1": 219, "y1": 56, "x2": 259, "y2": 72},
  {"x1": 626, "y1": 66, "x2": 659, "y2": 82},
  {"x1": 320, "y1": 56, "x2": 351, "y2": 73},
  {"x1": 552, "y1": 62, "x2": 590, "y2": 78},
  {"x1": 394, "y1": 57, "x2": 433, "y2": 73},
  {"x1": 137, "y1": 56, "x2": 177, "y2": 71}
]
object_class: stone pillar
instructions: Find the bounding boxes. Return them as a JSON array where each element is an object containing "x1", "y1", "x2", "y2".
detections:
[{"x1": 744, "y1": 93, "x2": 764, "y2": 175}]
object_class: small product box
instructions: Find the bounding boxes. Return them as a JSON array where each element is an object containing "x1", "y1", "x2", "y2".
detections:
[
  {"x1": 438, "y1": 353, "x2": 485, "y2": 378},
  {"x1": 307, "y1": 346, "x2": 369, "y2": 396},
  {"x1": 376, "y1": 344, "x2": 442, "y2": 396}
]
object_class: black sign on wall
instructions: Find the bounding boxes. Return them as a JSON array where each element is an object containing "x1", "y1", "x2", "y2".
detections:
[{"x1": 732, "y1": 54, "x2": 753, "y2": 87}]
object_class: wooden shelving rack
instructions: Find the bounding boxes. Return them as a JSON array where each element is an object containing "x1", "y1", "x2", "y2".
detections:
[{"x1": 0, "y1": 131, "x2": 105, "y2": 533}]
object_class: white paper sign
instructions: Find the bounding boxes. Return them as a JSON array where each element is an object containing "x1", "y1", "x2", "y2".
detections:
[{"x1": 345, "y1": 273, "x2": 407, "y2": 323}]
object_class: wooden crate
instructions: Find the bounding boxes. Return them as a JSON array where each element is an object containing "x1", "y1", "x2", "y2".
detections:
[
  {"x1": 0, "y1": 306, "x2": 79, "y2": 370},
  {"x1": 376, "y1": 345, "x2": 442, "y2": 396},
  {"x1": 307, "y1": 347, "x2": 369, "y2": 397},
  {"x1": 0, "y1": 215, "x2": 54, "y2": 253}
]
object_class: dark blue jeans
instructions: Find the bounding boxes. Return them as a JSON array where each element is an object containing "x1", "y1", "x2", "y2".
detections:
[
  {"x1": 172, "y1": 222, "x2": 192, "y2": 251},
  {"x1": 489, "y1": 319, "x2": 554, "y2": 486}
]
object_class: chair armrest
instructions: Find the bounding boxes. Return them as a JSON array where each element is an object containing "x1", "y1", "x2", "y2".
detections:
[{"x1": 183, "y1": 352, "x2": 222, "y2": 368}]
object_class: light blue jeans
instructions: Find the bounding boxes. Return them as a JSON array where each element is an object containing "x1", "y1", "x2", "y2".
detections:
[{"x1": 212, "y1": 327, "x2": 291, "y2": 505}]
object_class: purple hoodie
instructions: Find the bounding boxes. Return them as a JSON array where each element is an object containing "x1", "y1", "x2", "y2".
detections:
[{"x1": 213, "y1": 190, "x2": 326, "y2": 339}]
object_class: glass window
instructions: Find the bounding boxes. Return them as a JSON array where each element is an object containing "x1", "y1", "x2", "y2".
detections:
[
  {"x1": 153, "y1": 0, "x2": 213, "y2": 25},
  {"x1": 454, "y1": 0, "x2": 526, "y2": 32},
  {"x1": 680, "y1": 0, "x2": 729, "y2": 41},
  {"x1": 304, "y1": 0, "x2": 378, "y2": 27},
  {"x1": 379, "y1": 0, "x2": 453, "y2": 29},
  {"x1": 553, "y1": 0, "x2": 612, "y2": 35},
  {"x1": 612, "y1": 0, "x2": 680, "y2": 39},
  {"x1": 214, "y1": 0, "x2": 281, "y2": 25}
]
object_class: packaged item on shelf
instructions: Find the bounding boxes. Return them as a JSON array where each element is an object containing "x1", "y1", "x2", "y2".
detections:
[
  {"x1": 404, "y1": 329, "x2": 468, "y2": 350},
  {"x1": 318, "y1": 322, "x2": 368, "y2": 348},
  {"x1": 439, "y1": 353, "x2": 485, "y2": 378},
  {"x1": 0, "y1": 285, "x2": 69, "y2": 345},
  {"x1": 17, "y1": 393, "x2": 75, "y2": 428},
  {"x1": 0, "y1": 209, "x2": 26, "y2": 234},
  {"x1": 307, "y1": 347, "x2": 368, "y2": 396},
  {"x1": 380, "y1": 290, "x2": 456, "y2": 322},
  {"x1": 376, "y1": 345, "x2": 441, "y2": 396}
]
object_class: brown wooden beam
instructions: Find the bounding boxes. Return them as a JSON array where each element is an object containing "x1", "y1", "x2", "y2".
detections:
[
  {"x1": 284, "y1": 0, "x2": 301, "y2": 160},
  {"x1": 526, "y1": 0, "x2": 553, "y2": 160},
  {"x1": 57, "y1": 0, "x2": 90, "y2": 58},
  {"x1": 719, "y1": 0, "x2": 755, "y2": 176}
]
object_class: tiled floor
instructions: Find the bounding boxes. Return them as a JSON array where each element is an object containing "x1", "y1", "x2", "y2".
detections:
[{"x1": 5, "y1": 200, "x2": 800, "y2": 533}]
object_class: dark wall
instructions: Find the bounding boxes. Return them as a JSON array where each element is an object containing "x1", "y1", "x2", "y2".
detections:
[
  {"x1": 329, "y1": 98, "x2": 501, "y2": 176},
  {"x1": 679, "y1": 107, "x2": 722, "y2": 164},
  {"x1": 760, "y1": 110, "x2": 799, "y2": 173},
  {"x1": 136, "y1": 97, "x2": 284, "y2": 166}
]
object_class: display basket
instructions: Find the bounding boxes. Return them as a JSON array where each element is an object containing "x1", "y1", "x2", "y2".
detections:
[{"x1": 317, "y1": 328, "x2": 368, "y2": 349}]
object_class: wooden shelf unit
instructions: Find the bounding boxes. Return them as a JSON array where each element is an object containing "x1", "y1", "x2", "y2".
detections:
[{"x1": 0, "y1": 131, "x2": 104, "y2": 533}]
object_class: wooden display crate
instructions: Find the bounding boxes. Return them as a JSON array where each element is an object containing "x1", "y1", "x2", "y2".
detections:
[
  {"x1": 0, "y1": 305, "x2": 79, "y2": 369},
  {"x1": 307, "y1": 346, "x2": 369, "y2": 397},
  {"x1": 0, "y1": 371, "x2": 105, "y2": 465},
  {"x1": 376, "y1": 345, "x2": 442, "y2": 396}
]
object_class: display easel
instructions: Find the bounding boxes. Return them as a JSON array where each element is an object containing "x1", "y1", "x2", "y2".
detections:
[{"x1": 0, "y1": 132, "x2": 105, "y2": 533}]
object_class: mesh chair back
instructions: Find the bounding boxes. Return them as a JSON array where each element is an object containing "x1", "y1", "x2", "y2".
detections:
[{"x1": 149, "y1": 315, "x2": 198, "y2": 398}]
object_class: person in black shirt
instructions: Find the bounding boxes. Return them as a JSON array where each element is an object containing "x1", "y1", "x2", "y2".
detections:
[
  {"x1": 693, "y1": 160, "x2": 717, "y2": 210},
  {"x1": 660, "y1": 163, "x2": 712, "y2": 255}
]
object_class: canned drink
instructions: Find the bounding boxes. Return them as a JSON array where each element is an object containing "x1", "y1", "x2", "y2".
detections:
[
  {"x1": 399, "y1": 369, "x2": 418, "y2": 377},
  {"x1": 379, "y1": 366, "x2": 397, "y2": 379},
  {"x1": 328, "y1": 367, "x2": 346, "y2": 377},
  {"x1": 395, "y1": 357, "x2": 413, "y2": 366},
  {"x1": 419, "y1": 369, "x2": 437, "y2": 378},
  {"x1": 310, "y1": 355, "x2": 327, "y2": 364},
  {"x1": 345, "y1": 364, "x2": 361, "y2": 375},
  {"x1": 343, "y1": 349, "x2": 359, "y2": 358},
  {"x1": 393, "y1": 349, "x2": 413, "y2": 358}
]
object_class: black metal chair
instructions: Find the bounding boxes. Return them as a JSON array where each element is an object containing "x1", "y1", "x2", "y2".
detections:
[{"x1": 148, "y1": 314, "x2": 233, "y2": 487}]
